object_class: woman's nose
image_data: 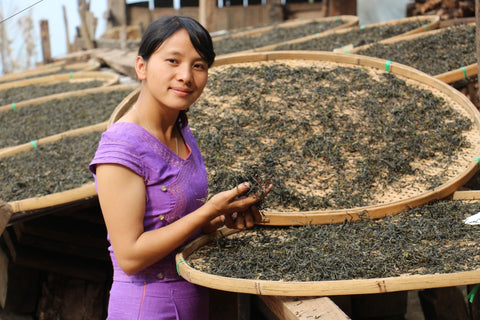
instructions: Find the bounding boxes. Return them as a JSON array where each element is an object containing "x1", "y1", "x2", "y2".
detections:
[{"x1": 176, "y1": 64, "x2": 193, "y2": 83}]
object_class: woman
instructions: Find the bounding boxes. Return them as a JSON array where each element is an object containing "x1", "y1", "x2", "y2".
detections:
[{"x1": 89, "y1": 16, "x2": 271, "y2": 319}]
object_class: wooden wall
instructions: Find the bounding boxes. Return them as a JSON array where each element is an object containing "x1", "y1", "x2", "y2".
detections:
[{"x1": 125, "y1": 2, "x2": 334, "y2": 33}]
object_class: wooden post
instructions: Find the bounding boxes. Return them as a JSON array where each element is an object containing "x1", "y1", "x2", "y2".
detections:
[
  {"x1": 78, "y1": 0, "x2": 95, "y2": 50},
  {"x1": 62, "y1": 5, "x2": 72, "y2": 53},
  {"x1": 40, "y1": 20, "x2": 52, "y2": 64},
  {"x1": 199, "y1": 0, "x2": 216, "y2": 32}
]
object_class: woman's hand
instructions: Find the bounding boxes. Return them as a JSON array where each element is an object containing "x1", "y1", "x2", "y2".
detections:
[
  {"x1": 224, "y1": 205, "x2": 262, "y2": 230},
  {"x1": 203, "y1": 181, "x2": 273, "y2": 231}
]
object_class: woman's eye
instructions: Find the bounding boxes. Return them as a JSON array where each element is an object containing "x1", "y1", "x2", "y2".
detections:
[{"x1": 194, "y1": 63, "x2": 207, "y2": 70}]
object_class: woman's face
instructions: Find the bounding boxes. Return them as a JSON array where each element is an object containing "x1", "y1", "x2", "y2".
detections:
[{"x1": 137, "y1": 28, "x2": 209, "y2": 111}]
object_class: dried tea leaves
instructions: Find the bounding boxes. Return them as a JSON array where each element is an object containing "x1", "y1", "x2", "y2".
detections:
[
  {"x1": 0, "y1": 131, "x2": 101, "y2": 202},
  {"x1": 214, "y1": 19, "x2": 347, "y2": 55},
  {"x1": 0, "y1": 89, "x2": 132, "y2": 149},
  {"x1": 0, "y1": 80, "x2": 105, "y2": 106},
  {"x1": 355, "y1": 24, "x2": 476, "y2": 76},
  {"x1": 188, "y1": 200, "x2": 480, "y2": 281},
  {"x1": 191, "y1": 61, "x2": 480, "y2": 212},
  {"x1": 275, "y1": 19, "x2": 428, "y2": 51}
]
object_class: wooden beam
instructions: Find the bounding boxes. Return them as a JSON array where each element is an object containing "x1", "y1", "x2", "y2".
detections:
[
  {"x1": 452, "y1": 190, "x2": 480, "y2": 200},
  {"x1": 259, "y1": 295, "x2": 350, "y2": 320}
]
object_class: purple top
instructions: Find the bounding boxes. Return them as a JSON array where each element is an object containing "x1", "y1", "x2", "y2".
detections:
[{"x1": 89, "y1": 121, "x2": 208, "y2": 283}]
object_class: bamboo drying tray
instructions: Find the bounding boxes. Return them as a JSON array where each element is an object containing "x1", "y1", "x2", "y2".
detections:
[
  {"x1": 2, "y1": 124, "x2": 104, "y2": 223},
  {"x1": 109, "y1": 51, "x2": 480, "y2": 226},
  {"x1": 0, "y1": 61, "x2": 103, "y2": 85},
  {"x1": 0, "y1": 84, "x2": 139, "y2": 155},
  {"x1": 176, "y1": 211, "x2": 480, "y2": 296},
  {"x1": 0, "y1": 71, "x2": 119, "y2": 93},
  {"x1": 351, "y1": 23, "x2": 476, "y2": 84},
  {"x1": 213, "y1": 15, "x2": 358, "y2": 56},
  {"x1": 253, "y1": 15, "x2": 440, "y2": 53},
  {"x1": 2, "y1": 87, "x2": 139, "y2": 224}
]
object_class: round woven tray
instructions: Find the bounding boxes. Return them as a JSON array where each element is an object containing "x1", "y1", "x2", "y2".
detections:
[
  {"x1": 213, "y1": 15, "x2": 359, "y2": 56},
  {"x1": 2, "y1": 86, "x2": 139, "y2": 223},
  {"x1": 351, "y1": 23, "x2": 476, "y2": 84},
  {"x1": 176, "y1": 221, "x2": 480, "y2": 296},
  {"x1": 0, "y1": 84, "x2": 138, "y2": 154},
  {"x1": 254, "y1": 15, "x2": 440, "y2": 53},
  {"x1": 2, "y1": 124, "x2": 104, "y2": 218},
  {"x1": 0, "y1": 71, "x2": 119, "y2": 92},
  {"x1": 109, "y1": 51, "x2": 480, "y2": 226}
]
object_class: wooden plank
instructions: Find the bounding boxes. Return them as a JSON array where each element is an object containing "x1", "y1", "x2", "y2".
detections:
[
  {"x1": 93, "y1": 49, "x2": 137, "y2": 78},
  {"x1": 452, "y1": 190, "x2": 480, "y2": 200},
  {"x1": 259, "y1": 295, "x2": 350, "y2": 320}
]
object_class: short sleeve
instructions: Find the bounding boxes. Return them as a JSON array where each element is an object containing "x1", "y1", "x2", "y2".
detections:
[{"x1": 89, "y1": 123, "x2": 144, "y2": 177}]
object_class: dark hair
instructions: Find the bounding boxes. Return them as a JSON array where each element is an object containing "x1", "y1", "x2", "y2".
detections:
[
  {"x1": 139, "y1": 15, "x2": 215, "y2": 66},
  {"x1": 138, "y1": 16, "x2": 215, "y2": 128}
]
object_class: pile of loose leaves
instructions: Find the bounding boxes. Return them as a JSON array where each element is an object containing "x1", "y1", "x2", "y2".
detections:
[
  {"x1": 0, "y1": 80, "x2": 106, "y2": 106},
  {"x1": 0, "y1": 131, "x2": 101, "y2": 202},
  {"x1": 191, "y1": 61, "x2": 479, "y2": 212},
  {"x1": 188, "y1": 200, "x2": 480, "y2": 281},
  {"x1": 0, "y1": 88, "x2": 132, "y2": 149},
  {"x1": 355, "y1": 24, "x2": 476, "y2": 76},
  {"x1": 274, "y1": 19, "x2": 429, "y2": 51},
  {"x1": 214, "y1": 19, "x2": 348, "y2": 55}
]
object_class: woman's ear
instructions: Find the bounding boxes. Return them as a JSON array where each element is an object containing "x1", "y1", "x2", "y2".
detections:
[{"x1": 135, "y1": 56, "x2": 147, "y2": 80}]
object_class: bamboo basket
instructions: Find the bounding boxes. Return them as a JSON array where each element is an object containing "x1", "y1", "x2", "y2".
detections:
[
  {"x1": 109, "y1": 51, "x2": 480, "y2": 226},
  {"x1": 252, "y1": 15, "x2": 440, "y2": 53},
  {"x1": 0, "y1": 84, "x2": 139, "y2": 155},
  {"x1": 1, "y1": 124, "x2": 104, "y2": 224},
  {"x1": 350, "y1": 23, "x2": 476, "y2": 84},
  {"x1": 176, "y1": 222, "x2": 480, "y2": 296},
  {"x1": 0, "y1": 71, "x2": 119, "y2": 92},
  {"x1": 1, "y1": 86, "x2": 139, "y2": 225},
  {"x1": 0, "y1": 60, "x2": 102, "y2": 84},
  {"x1": 213, "y1": 15, "x2": 359, "y2": 56}
]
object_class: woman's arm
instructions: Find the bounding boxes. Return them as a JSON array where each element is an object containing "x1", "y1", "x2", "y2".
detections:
[{"x1": 96, "y1": 163, "x2": 264, "y2": 275}]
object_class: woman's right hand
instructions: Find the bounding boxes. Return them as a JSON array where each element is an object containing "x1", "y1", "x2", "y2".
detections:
[{"x1": 205, "y1": 182, "x2": 273, "y2": 229}]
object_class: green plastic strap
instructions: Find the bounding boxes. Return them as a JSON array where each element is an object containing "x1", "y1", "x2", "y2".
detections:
[
  {"x1": 385, "y1": 60, "x2": 392, "y2": 72},
  {"x1": 30, "y1": 141, "x2": 38, "y2": 148},
  {"x1": 424, "y1": 24, "x2": 429, "y2": 31},
  {"x1": 461, "y1": 66, "x2": 468, "y2": 79},
  {"x1": 12, "y1": 102, "x2": 16, "y2": 111},
  {"x1": 360, "y1": 25, "x2": 365, "y2": 30},
  {"x1": 474, "y1": 157, "x2": 480, "y2": 170},
  {"x1": 69, "y1": 71, "x2": 73, "y2": 79},
  {"x1": 176, "y1": 259, "x2": 186, "y2": 275},
  {"x1": 467, "y1": 284, "x2": 480, "y2": 303},
  {"x1": 334, "y1": 16, "x2": 338, "y2": 21}
]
